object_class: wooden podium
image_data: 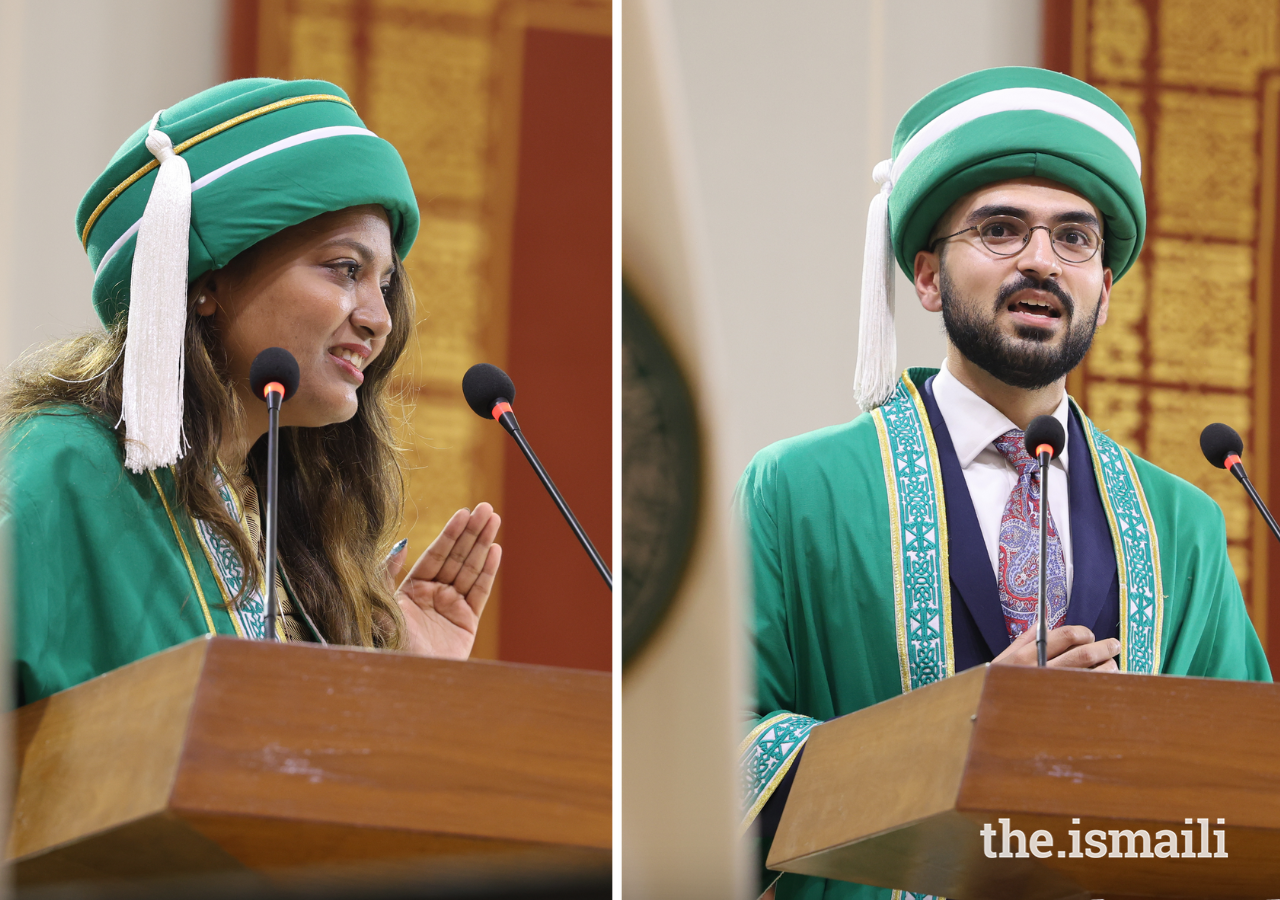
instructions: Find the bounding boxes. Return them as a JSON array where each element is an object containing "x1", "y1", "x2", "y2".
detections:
[
  {"x1": 8, "y1": 636, "x2": 610, "y2": 887},
  {"x1": 768, "y1": 664, "x2": 1280, "y2": 900}
]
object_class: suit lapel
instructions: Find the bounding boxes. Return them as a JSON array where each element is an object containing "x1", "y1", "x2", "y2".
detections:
[
  {"x1": 1065, "y1": 406, "x2": 1121, "y2": 639},
  {"x1": 920, "y1": 377, "x2": 1010, "y2": 664}
]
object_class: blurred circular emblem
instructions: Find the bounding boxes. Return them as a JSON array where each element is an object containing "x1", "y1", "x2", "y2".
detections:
[{"x1": 622, "y1": 281, "x2": 700, "y2": 667}]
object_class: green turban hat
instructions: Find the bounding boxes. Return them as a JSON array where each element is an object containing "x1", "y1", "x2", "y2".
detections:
[
  {"x1": 76, "y1": 78, "x2": 420, "y2": 472},
  {"x1": 853, "y1": 66, "x2": 1146, "y2": 411}
]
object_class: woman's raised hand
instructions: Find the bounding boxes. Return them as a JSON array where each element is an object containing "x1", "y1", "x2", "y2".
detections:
[{"x1": 388, "y1": 503, "x2": 502, "y2": 659}]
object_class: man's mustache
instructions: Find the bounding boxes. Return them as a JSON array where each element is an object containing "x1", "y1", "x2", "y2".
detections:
[{"x1": 994, "y1": 275, "x2": 1074, "y2": 317}]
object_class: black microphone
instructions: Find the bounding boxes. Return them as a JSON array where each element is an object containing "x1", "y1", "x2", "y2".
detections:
[
  {"x1": 1025, "y1": 415, "x2": 1066, "y2": 668},
  {"x1": 250, "y1": 348, "x2": 300, "y2": 641},
  {"x1": 462, "y1": 363, "x2": 612, "y2": 590},
  {"x1": 1201, "y1": 423, "x2": 1280, "y2": 544}
]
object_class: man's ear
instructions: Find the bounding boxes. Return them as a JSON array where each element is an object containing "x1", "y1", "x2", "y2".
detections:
[
  {"x1": 1095, "y1": 267, "x2": 1113, "y2": 328},
  {"x1": 915, "y1": 249, "x2": 943, "y2": 313}
]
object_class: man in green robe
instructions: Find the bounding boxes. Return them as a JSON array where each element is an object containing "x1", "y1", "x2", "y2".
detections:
[{"x1": 737, "y1": 67, "x2": 1272, "y2": 900}]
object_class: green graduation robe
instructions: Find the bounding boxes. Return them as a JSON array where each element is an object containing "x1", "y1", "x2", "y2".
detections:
[
  {"x1": 737, "y1": 369, "x2": 1272, "y2": 900},
  {"x1": 2, "y1": 408, "x2": 291, "y2": 704}
]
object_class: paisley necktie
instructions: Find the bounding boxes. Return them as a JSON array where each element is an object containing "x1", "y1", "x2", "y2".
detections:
[{"x1": 993, "y1": 429, "x2": 1068, "y2": 641}]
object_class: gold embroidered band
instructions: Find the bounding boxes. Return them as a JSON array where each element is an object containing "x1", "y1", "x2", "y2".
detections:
[{"x1": 81, "y1": 93, "x2": 354, "y2": 248}]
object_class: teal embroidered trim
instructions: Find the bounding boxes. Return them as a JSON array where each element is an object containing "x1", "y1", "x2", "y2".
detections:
[
  {"x1": 738, "y1": 712, "x2": 819, "y2": 833},
  {"x1": 891, "y1": 891, "x2": 944, "y2": 900},
  {"x1": 873, "y1": 375, "x2": 954, "y2": 692},
  {"x1": 192, "y1": 470, "x2": 269, "y2": 640},
  {"x1": 1078, "y1": 410, "x2": 1164, "y2": 674}
]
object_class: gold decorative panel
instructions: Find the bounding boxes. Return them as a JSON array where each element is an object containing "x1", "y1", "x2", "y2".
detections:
[
  {"x1": 1158, "y1": 0, "x2": 1279, "y2": 91},
  {"x1": 1089, "y1": 0, "x2": 1148, "y2": 82},
  {"x1": 1147, "y1": 239, "x2": 1253, "y2": 387},
  {"x1": 1146, "y1": 387, "x2": 1254, "y2": 543},
  {"x1": 367, "y1": 26, "x2": 494, "y2": 202},
  {"x1": 287, "y1": 7, "x2": 357, "y2": 88},
  {"x1": 1089, "y1": 255, "x2": 1144, "y2": 381},
  {"x1": 1084, "y1": 380, "x2": 1143, "y2": 449},
  {"x1": 1154, "y1": 92, "x2": 1257, "y2": 241},
  {"x1": 1058, "y1": 0, "x2": 1280, "y2": 652}
]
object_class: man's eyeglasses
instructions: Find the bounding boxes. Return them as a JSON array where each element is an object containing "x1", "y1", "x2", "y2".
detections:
[{"x1": 929, "y1": 215, "x2": 1104, "y2": 264}]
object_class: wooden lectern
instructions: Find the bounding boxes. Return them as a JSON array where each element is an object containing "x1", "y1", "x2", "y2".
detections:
[
  {"x1": 768, "y1": 664, "x2": 1280, "y2": 900},
  {"x1": 8, "y1": 636, "x2": 610, "y2": 887}
]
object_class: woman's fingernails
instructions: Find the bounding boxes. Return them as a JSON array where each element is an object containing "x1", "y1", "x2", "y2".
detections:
[{"x1": 383, "y1": 538, "x2": 409, "y2": 567}]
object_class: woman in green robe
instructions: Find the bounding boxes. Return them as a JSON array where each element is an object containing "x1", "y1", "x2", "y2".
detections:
[{"x1": 2, "y1": 79, "x2": 501, "y2": 704}]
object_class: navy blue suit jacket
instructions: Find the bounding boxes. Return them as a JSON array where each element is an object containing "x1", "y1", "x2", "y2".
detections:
[{"x1": 920, "y1": 375, "x2": 1121, "y2": 668}]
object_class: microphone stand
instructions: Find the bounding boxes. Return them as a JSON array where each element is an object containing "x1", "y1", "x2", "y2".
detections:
[
  {"x1": 491, "y1": 399, "x2": 612, "y2": 590},
  {"x1": 1226, "y1": 455, "x2": 1280, "y2": 544},
  {"x1": 263, "y1": 383, "x2": 283, "y2": 640},
  {"x1": 1036, "y1": 447, "x2": 1052, "y2": 668}
]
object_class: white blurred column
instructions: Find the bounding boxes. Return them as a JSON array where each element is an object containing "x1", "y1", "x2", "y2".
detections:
[
  {"x1": 621, "y1": 0, "x2": 749, "y2": 896},
  {"x1": 0, "y1": 2, "x2": 22, "y2": 893}
]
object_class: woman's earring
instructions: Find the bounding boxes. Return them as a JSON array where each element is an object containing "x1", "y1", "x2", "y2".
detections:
[{"x1": 195, "y1": 294, "x2": 215, "y2": 315}]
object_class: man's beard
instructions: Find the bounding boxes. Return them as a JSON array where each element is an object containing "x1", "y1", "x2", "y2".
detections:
[{"x1": 939, "y1": 266, "x2": 1102, "y2": 390}]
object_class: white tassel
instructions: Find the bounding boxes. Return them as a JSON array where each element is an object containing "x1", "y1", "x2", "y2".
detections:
[
  {"x1": 120, "y1": 111, "x2": 191, "y2": 472},
  {"x1": 852, "y1": 159, "x2": 897, "y2": 412}
]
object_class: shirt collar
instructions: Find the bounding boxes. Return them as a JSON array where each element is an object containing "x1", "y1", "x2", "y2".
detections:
[{"x1": 932, "y1": 360, "x2": 1070, "y2": 472}]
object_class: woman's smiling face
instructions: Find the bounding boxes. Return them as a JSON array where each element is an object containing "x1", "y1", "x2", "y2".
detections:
[{"x1": 198, "y1": 205, "x2": 395, "y2": 430}]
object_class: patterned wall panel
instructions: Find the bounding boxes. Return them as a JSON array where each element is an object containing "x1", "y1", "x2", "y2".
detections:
[
  {"x1": 1049, "y1": 0, "x2": 1280, "y2": 654},
  {"x1": 248, "y1": 0, "x2": 610, "y2": 658}
]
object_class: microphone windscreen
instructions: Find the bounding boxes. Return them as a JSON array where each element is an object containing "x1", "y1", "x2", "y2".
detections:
[
  {"x1": 1024, "y1": 415, "x2": 1066, "y2": 459},
  {"x1": 462, "y1": 363, "x2": 517, "y2": 419},
  {"x1": 1200, "y1": 422, "x2": 1244, "y2": 469},
  {"x1": 249, "y1": 347, "x2": 300, "y2": 401}
]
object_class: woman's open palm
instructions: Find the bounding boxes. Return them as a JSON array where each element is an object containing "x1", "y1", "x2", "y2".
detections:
[{"x1": 389, "y1": 503, "x2": 501, "y2": 658}]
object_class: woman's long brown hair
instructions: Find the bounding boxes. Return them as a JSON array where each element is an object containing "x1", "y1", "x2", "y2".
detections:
[{"x1": 1, "y1": 251, "x2": 414, "y2": 649}]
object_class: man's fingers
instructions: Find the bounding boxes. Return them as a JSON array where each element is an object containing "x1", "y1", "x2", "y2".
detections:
[
  {"x1": 1044, "y1": 625, "x2": 1096, "y2": 659},
  {"x1": 435, "y1": 502, "x2": 495, "y2": 585},
  {"x1": 994, "y1": 625, "x2": 1109, "y2": 667},
  {"x1": 991, "y1": 625, "x2": 1036, "y2": 665},
  {"x1": 453, "y1": 512, "x2": 502, "y2": 596},
  {"x1": 405, "y1": 508, "x2": 470, "y2": 586},
  {"x1": 1009, "y1": 627, "x2": 1036, "y2": 648},
  {"x1": 1049, "y1": 638, "x2": 1120, "y2": 670}
]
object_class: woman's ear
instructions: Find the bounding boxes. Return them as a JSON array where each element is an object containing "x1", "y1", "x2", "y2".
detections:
[{"x1": 191, "y1": 272, "x2": 218, "y2": 317}]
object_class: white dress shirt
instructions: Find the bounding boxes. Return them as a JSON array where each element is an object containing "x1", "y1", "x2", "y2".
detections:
[{"x1": 931, "y1": 361, "x2": 1074, "y2": 599}]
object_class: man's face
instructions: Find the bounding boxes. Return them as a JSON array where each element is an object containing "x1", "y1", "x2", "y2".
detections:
[{"x1": 913, "y1": 178, "x2": 1114, "y2": 390}]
